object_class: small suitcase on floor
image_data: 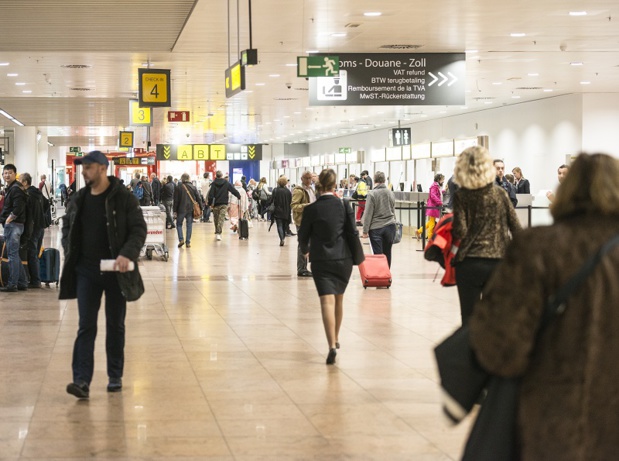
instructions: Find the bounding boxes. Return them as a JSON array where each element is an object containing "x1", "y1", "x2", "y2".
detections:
[
  {"x1": 238, "y1": 205, "x2": 249, "y2": 240},
  {"x1": 238, "y1": 217, "x2": 249, "y2": 240},
  {"x1": 40, "y1": 248, "x2": 61, "y2": 287},
  {"x1": 358, "y1": 254, "x2": 392, "y2": 289}
]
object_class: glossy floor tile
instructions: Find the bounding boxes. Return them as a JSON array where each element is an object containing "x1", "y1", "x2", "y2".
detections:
[{"x1": 0, "y1": 220, "x2": 473, "y2": 460}]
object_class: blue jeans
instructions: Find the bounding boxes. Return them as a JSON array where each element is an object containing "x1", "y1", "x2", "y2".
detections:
[
  {"x1": 73, "y1": 264, "x2": 127, "y2": 385},
  {"x1": 3, "y1": 222, "x2": 28, "y2": 288},
  {"x1": 369, "y1": 223, "x2": 397, "y2": 268},
  {"x1": 176, "y1": 211, "x2": 193, "y2": 244},
  {"x1": 27, "y1": 228, "x2": 45, "y2": 285},
  {"x1": 275, "y1": 218, "x2": 286, "y2": 241}
]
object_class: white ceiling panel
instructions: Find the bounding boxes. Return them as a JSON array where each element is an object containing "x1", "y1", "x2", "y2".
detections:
[{"x1": 1, "y1": 0, "x2": 619, "y2": 149}]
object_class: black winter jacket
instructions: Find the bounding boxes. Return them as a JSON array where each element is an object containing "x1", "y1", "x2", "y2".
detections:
[
  {"x1": 161, "y1": 182, "x2": 175, "y2": 201},
  {"x1": 151, "y1": 177, "x2": 162, "y2": 202},
  {"x1": 271, "y1": 185, "x2": 292, "y2": 221},
  {"x1": 25, "y1": 185, "x2": 46, "y2": 232},
  {"x1": 173, "y1": 181, "x2": 202, "y2": 214},
  {"x1": 0, "y1": 180, "x2": 27, "y2": 224},
  {"x1": 208, "y1": 178, "x2": 240, "y2": 206},
  {"x1": 59, "y1": 176, "x2": 147, "y2": 301}
]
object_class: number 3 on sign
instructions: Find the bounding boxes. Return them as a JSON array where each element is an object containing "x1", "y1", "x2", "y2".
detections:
[
  {"x1": 138, "y1": 68, "x2": 171, "y2": 107},
  {"x1": 129, "y1": 100, "x2": 152, "y2": 126}
]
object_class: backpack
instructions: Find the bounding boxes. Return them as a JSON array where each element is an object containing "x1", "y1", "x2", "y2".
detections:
[
  {"x1": 251, "y1": 188, "x2": 260, "y2": 201},
  {"x1": 423, "y1": 213, "x2": 460, "y2": 287},
  {"x1": 133, "y1": 182, "x2": 144, "y2": 200}
]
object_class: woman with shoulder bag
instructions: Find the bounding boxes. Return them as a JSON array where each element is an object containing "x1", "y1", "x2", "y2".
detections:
[
  {"x1": 468, "y1": 153, "x2": 619, "y2": 460},
  {"x1": 271, "y1": 176, "x2": 292, "y2": 246},
  {"x1": 298, "y1": 169, "x2": 360, "y2": 365}
]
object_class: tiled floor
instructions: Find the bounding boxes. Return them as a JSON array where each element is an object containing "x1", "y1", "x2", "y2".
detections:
[{"x1": 0, "y1": 219, "x2": 473, "y2": 460}]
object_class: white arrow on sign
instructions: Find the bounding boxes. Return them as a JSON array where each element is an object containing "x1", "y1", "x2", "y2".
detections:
[
  {"x1": 428, "y1": 72, "x2": 438, "y2": 86},
  {"x1": 448, "y1": 72, "x2": 458, "y2": 87},
  {"x1": 438, "y1": 72, "x2": 448, "y2": 86}
]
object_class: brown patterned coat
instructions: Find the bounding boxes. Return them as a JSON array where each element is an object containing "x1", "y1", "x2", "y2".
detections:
[{"x1": 470, "y1": 213, "x2": 619, "y2": 461}]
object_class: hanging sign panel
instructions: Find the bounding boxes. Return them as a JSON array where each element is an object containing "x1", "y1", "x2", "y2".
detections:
[
  {"x1": 309, "y1": 53, "x2": 465, "y2": 106},
  {"x1": 129, "y1": 100, "x2": 152, "y2": 126},
  {"x1": 138, "y1": 68, "x2": 171, "y2": 107},
  {"x1": 156, "y1": 144, "x2": 262, "y2": 161}
]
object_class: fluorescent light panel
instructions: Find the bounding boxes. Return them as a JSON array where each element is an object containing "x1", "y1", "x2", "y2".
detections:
[{"x1": 0, "y1": 108, "x2": 25, "y2": 126}]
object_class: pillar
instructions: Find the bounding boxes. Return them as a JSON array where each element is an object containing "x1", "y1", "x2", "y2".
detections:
[{"x1": 13, "y1": 126, "x2": 38, "y2": 178}]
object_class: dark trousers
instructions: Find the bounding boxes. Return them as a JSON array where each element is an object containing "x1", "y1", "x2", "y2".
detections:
[
  {"x1": 163, "y1": 200, "x2": 174, "y2": 227},
  {"x1": 296, "y1": 225, "x2": 308, "y2": 274},
  {"x1": 202, "y1": 205, "x2": 211, "y2": 222},
  {"x1": 369, "y1": 223, "x2": 397, "y2": 267},
  {"x1": 26, "y1": 228, "x2": 45, "y2": 285},
  {"x1": 72, "y1": 265, "x2": 127, "y2": 385},
  {"x1": 455, "y1": 257, "x2": 500, "y2": 325},
  {"x1": 275, "y1": 218, "x2": 288, "y2": 240},
  {"x1": 176, "y1": 211, "x2": 194, "y2": 244}
]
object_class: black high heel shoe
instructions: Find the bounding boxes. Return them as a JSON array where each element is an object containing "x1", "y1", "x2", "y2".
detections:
[{"x1": 326, "y1": 348, "x2": 337, "y2": 365}]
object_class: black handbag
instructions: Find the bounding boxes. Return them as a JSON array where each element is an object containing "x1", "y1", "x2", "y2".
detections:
[
  {"x1": 342, "y1": 198, "x2": 365, "y2": 266},
  {"x1": 435, "y1": 233, "x2": 619, "y2": 461}
]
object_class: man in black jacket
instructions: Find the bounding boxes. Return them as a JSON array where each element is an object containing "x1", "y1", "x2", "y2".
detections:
[
  {"x1": 150, "y1": 173, "x2": 161, "y2": 205},
  {"x1": 20, "y1": 172, "x2": 47, "y2": 288},
  {"x1": 60, "y1": 151, "x2": 146, "y2": 399},
  {"x1": 0, "y1": 164, "x2": 29, "y2": 292},
  {"x1": 161, "y1": 175, "x2": 175, "y2": 228},
  {"x1": 493, "y1": 159, "x2": 518, "y2": 207},
  {"x1": 173, "y1": 173, "x2": 203, "y2": 248},
  {"x1": 208, "y1": 171, "x2": 240, "y2": 241}
]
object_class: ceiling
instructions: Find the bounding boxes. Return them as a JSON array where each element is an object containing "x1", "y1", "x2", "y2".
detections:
[{"x1": 1, "y1": 0, "x2": 619, "y2": 150}]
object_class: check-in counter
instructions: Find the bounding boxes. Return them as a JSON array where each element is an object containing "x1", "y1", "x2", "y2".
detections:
[{"x1": 515, "y1": 194, "x2": 533, "y2": 228}]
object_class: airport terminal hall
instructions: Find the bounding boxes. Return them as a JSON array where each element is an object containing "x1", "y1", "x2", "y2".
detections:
[{"x1": 2, "y1": 0, "x2": 619, "y2": 460}]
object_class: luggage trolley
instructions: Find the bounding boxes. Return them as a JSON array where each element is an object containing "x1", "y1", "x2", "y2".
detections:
[{"x1": 140, "y1": 206, "x2": 169, "y2": 261}]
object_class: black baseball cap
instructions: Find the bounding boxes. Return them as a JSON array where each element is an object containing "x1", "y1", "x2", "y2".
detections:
[{"x1": 74, "y1": 150, "x2": 109, "y2": 166}]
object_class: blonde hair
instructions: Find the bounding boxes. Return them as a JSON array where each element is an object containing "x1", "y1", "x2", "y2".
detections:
[
  {"x1": 277, "y1": 176, "x2": 288, "y2": 187},
  {"x1": 454, "y1": 146, "x2": 496, "y2": 190},
  {"x1": 552, "y1": 153, "x2": 619, "y2": 219},
  {"x1": 512, "y1": 166, "x2": 523, "y2": 178}
]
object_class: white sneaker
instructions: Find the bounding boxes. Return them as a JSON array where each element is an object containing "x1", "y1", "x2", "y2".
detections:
[{"x1": 216, "y1": 234, "x2": 222, "y2": 241}]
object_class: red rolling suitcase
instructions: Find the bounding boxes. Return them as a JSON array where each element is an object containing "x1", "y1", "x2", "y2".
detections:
[{"x1": 358, "y1": 254, "x2": 392, "y2": 289}]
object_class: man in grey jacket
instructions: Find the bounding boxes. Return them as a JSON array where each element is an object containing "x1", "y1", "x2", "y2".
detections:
[{"x1": 361, "y1": 171, "x2": 397, "y2": 267}]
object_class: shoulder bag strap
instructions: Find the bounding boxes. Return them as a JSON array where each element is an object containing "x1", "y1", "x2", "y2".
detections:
[
  {"x1": 541, "y1": 234, "x2": 619, "y2": 329},
  {"x1": 182, "y1": 184, "x2": 197, "y2": 206}
]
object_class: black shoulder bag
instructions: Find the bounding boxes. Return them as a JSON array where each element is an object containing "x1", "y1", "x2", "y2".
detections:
[{"x1": 435, "y1": 233, "x2": 619, "y2": 461}]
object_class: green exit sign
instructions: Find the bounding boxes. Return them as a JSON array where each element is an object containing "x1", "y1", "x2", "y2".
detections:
[
  {"x1": 297, "y1": 55, "x2": 339, "y2": 77},
  {"x1": 69, "y1": 146, "x2": 80, "y2": 153},
  {"x1": 339, "y1": 147, "x2": 352, "y2": 154}
]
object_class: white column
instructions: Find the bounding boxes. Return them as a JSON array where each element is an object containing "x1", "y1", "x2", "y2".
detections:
[{"x1": 13, "y1": 126, "x2": 38, "y2": 178}]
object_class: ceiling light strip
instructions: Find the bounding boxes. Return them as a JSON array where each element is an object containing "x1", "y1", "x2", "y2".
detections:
[{"x1": 0, "y1": 108, "x2": 25, "y2": 126}]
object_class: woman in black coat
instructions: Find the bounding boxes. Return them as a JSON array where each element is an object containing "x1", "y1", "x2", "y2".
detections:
[
  {"x1": 271, "y1": 175, "x2": 292, "y2": 246},
  {"x1": 298, "y1": 169, "x2": 356, "y2": 365},
  {"x1": 512, "y1": 167, "x2": 531, "y2": 194}
]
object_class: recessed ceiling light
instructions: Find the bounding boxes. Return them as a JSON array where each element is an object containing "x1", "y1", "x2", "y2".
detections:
[
  {"x1": 283, "y1": 115, "x2": 290, "y2": 118},
  {"x1": 569, "y1": 11, "x2": 587, "y2": 16},
  {"x1": 570, "y1": 61, "x2": 583, "y2": 66},
  {"x1": 0, "y1": 62, "x2": 9, "y2": 66},
  {"x1": 255, "y1": 83, "x2": 265, "y2": 86},
  {"x1": 465, "y1": 49, "x2": 479, "y2": 53},
  {"x1": 331, "y1": 33, "x2": 347, "y2": 37},
  {"x1": 294, "y1": 112, "x2": 301, "y2": 115},
  {"x1": 528, "y1": 73, "x2": 539, "y2": 76},
  {"x1": 492, "y1": 82, "x2": 503, "y2": 85},
  {"x1": 15, "y1": 82, "x2": 26, "y2": 86},
  {"x1": 510, "y1": 33, "x2": 526, "y2": 37},
  {"x1": 285, "y1": 63, "x2": 297, "y2": 67},
  {"x1": 484, "y1": 101, "x2": 493, "y2": 104},
  {"x1": 512, "y1": 95, "x2": 521, "y2": 99},
  {"x1": 364, "y1": 12, "x2": 382, "y2": 17},
  {"x1": 580, "y1": 81, "x2": 591, "y2": 85},
  {"x1": 306, "y1": 50, "x2": 319, "y2": 54},
  {"x1": 7, "y1": 73, "x2": 18, "y2": 77},
  {"x1": 22, "y1": 90, "x2": 32, "y2": 94},
  {"x1": 269, "y1": 74, "x2": 280, "y2": 77},
  {"x1": 543, "y1": 89, "x2": 554, "y2": 92}
]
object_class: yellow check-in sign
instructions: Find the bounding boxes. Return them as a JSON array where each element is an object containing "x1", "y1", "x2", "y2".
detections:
[
  {"x1": 119, "y1": 131, "x2": 134, "y2": 148},
  {"x1": 129, "y1": 100, "x2": 152, "y2": 126},
  {"x1": 138, "y1": 68, "x2": 171, "y2": 107}
]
